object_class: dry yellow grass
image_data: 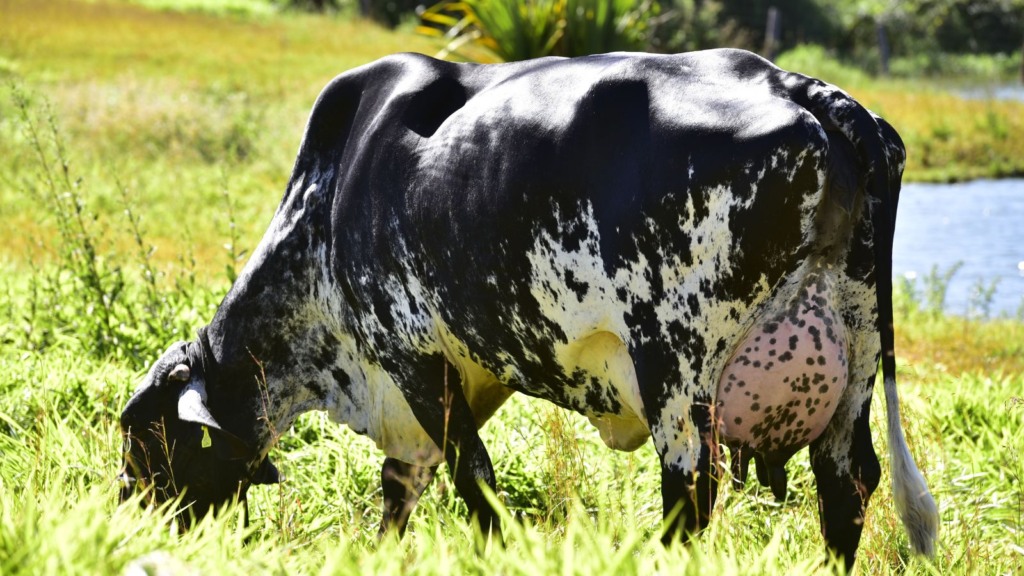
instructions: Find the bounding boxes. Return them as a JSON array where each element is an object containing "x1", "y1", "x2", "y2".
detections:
[
  {"x1": 0, "y1": 0, "x2": 438, "y2": 277},
  {"x1": 1, "y1": 0, "x2": 434, "y2": 90},
  {"x1": 855, "y1": 87, "x2": 1024, "y2": 182}
]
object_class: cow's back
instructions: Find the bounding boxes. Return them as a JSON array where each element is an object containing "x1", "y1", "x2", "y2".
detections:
[{"x1": 310, "y1": 50, "x2": 865, "y2": 460}]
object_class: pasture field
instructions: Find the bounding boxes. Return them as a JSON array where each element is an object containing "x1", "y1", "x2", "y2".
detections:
[{"x1": 1, "y1": 1, "x2": 1023, "y2": 574}]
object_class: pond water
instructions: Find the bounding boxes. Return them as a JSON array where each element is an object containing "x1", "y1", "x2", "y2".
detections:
[
  {"x1": 958, "y1": 84, "x2": 1024, "y2": 102},
  {"x1": 892, "y1": 178, "x2": 1024, "y2": 318}
]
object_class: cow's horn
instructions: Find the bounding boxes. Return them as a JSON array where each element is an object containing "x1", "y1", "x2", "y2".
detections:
[
  {"x1": 177, "y1": 381, "x2": 223, "y2": 430},
  {"x1": 168, "y1": 363, "x2": 191, "y2": 383}
]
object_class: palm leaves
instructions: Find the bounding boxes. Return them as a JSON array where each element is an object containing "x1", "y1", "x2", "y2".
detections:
[{"x1": 418, "y1": 0, "x2": 657, "y2": 62}]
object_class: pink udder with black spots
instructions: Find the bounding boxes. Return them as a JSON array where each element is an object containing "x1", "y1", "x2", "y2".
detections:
[{"x1": 716, "y1": 276, "x2": 848, "y2": 457}]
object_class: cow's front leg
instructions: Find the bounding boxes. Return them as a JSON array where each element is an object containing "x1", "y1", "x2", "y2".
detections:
[
  {"x1": 809, "y1": 392, "x2": 880, "y2": 571},
  {"x1": 433, "y1": 394, "x2": 500, "y2": 541},
  {"x1": 401, "y1": 355, "x2": 501, "y2": 542},
  {"x1": 378, "y1": 457, "x2": 437, "y2": 538}
]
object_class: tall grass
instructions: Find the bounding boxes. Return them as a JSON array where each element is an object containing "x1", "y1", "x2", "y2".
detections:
[
  {"x1": 3, "y1": 87, "x2": 221, "y2": 367},
  {"x1": 0, "y1": 1, "x2": 1022, "y2": 574}
]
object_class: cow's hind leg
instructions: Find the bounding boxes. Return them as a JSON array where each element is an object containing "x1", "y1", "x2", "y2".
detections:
[
  {"x1": 378, "y1": 458, "x2": 437, "y2": 538},
  {"x1": 809, "y1": 391, "x2": 880, "y2": 571}
]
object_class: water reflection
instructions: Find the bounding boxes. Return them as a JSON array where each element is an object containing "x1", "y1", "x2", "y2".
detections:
[
  {"x1": 892, "y1": 178, "x2": 1024, "y2": 317},
  {"x1": 957, "y1": 85, "x2": 1024, "y2": 102}
]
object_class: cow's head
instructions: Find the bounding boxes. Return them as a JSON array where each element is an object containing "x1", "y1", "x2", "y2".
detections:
[{"x1": 118, "y1": 332, "x2": 280, "y2": 528}]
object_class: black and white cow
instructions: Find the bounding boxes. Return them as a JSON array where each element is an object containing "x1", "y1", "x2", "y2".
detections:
[{"x1": 119, "y1": 48, "x2": 938, "y2": 568}]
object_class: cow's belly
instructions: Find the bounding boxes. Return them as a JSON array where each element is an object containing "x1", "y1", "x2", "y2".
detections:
[
  {"x1": 371, "y1": 362, "x2": 512, "y2": 467},
  {"x1": 462, "y1": 327, "x2": 650, "y2": 452},
  {"x1": 716, "y1": 269, "x2": 848, "y2": 461}
]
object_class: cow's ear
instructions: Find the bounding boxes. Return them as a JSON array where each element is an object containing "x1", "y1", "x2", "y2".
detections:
[
  {"x1": 251, "y1": 457, "x2": 281, "y2": 485},
  {"x1": 178, "y1": 380, "x2": 252, "y2": 460}
]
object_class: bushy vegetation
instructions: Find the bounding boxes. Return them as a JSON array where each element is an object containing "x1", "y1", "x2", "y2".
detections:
[
  {"x1": 127, "y1": 0, "x2": 1022, "y2": 76},
  {"x1": 707, "y1": 0, "x2": 1023, "y2": 66},
  {"x1": 888, "y1": 51, "x2": 1023, "y2": 81},
  {"x1": 417, "y1": 0, "x2": 665, "y2": 61},
  {"x1": 838, "y1": 0, "x2": 1024, "y2": 70},
  {"x1": 414, "y1": 0, "x2": 1024, "y2": 84},
  {"x1": 1, "y1": 1, "x2": 1023, "y2": 574}
]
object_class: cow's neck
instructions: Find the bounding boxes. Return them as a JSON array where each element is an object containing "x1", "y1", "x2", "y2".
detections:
[{"x1": 205, "y1": 170, "x2": 368, "y2": 455}]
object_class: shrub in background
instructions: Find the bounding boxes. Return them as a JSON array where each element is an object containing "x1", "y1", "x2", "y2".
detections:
[
  {"x1": 277, "y1": 0, "x2": 423, "y2": 27},
  {"x1": 360, "y1": 0, "x2": 425, "y2": 27},
  {"x1": 646, "y1": 0, "x2": 745, "y2": 54},
  {"x1": 774, "y1": 44, "x2": 869, "y2": 87},
  {"x1": 560, "y1": 0, "x2": 656, "y2": 56},
  {"x1": 277, "y1": 0, "x2": 342, "y2": 11},
  {"x1": 418, "y1": 0, "x2": 668, "y2": 61},
  {"x1": 419, "y1": 0, "x2": 565, "y2": 61},
  {"x1": 3, "y1": 88, "x2": 226, "y2": 369}
]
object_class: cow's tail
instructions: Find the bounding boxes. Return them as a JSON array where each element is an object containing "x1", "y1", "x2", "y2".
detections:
[{"x1": 793, "y1": 78, "x2": 939, "y2": 557}]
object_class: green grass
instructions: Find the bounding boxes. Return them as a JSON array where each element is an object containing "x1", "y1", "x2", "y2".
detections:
[
  {"x1": 1, "y1": 1, "x2": 1023, "y2": 574},
  {"x1": 104, "y1": 0, "x2": 281, "y2": 17},
  {"x1": 2, "y1": 271, "x2": 1023, "y2": 574}
]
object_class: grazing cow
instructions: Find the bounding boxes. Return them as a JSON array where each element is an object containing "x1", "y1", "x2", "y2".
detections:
[{"x1": 118, "y1": 49, "x2": 938, "y2": 569}]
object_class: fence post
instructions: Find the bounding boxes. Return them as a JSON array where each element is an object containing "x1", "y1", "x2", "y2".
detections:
[
  {"x1": 763, "y1": 7, "x2": 781, "y2": 62},
  {"x1": 876, "y1": 21, "x2": 890, "y2": 76}
]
